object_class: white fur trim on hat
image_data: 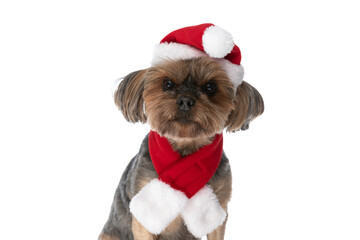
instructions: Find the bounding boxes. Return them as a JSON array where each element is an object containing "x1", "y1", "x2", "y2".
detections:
[
  {"x1": 151, "y1": 43, "x2": 243, "y2": 87},
  {"x1": 129, "y1": 178, "x2": 188, "y2": 234},
  {"x1": 202, "y1": 25, "x2": 234, "y2": 58},
  {"x1": 181, "y1": 185, "x2": 227, "y2": 238},
  {"x1": 151, "y1": 42, "x2": 207, "y2": 65},
  {"x1": 217, "y1": 59, "x2": 244, "y2": 88}
]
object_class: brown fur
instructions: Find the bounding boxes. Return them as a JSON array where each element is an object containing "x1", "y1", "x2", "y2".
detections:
[
  {"x1": 132, "y1": 217, "x2": 155, "y2": 240},
  {"x1": 103, "y1": 56, "x2": 264, "y2": 240},
  {"x1": 98, "y1": 233, "x2": 121, "y2": 240},
  {"x1": 168, "y1": 136, "x2": 214, "y2": 156},
  {"x1": 161, "y1": 216, "x2": 184, "y2": 235},
  {"x1": 114, "y1": 70, "x2": 147, "y2": 123}
]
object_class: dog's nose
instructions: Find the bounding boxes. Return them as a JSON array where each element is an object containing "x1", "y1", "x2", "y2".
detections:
[{"x1": 177, "y1": 96, "x2": 195, "y2": 111}]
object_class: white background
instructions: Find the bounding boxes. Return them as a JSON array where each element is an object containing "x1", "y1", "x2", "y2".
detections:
[{"x1": 1, "y1": 0, "x2": 359, "y2": 239}]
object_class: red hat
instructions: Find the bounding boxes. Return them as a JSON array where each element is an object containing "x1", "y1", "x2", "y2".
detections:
[{"x1": 152, "y1": 23, "x2": 244, "y2": 87}]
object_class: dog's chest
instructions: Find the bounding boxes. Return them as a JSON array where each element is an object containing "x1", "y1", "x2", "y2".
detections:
[{"x1": 158, "y1": 216, "x2": 197, "y2": 239}]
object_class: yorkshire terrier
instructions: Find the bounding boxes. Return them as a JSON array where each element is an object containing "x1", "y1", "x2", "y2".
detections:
[{"x1": 99, "y1": 24, "x2": 264, "y2": 240}]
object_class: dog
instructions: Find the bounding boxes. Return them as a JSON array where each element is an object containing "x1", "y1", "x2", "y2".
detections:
[{"x1": 99, "y1": 24, "x2": 264, "y2": 240}]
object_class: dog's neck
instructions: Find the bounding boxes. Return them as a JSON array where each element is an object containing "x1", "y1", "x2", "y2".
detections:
[{"x1": 167, "y1": 136, "x2": 215, "y2": 156}]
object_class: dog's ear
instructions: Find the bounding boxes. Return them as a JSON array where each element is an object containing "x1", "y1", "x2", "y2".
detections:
[
  {"x1": 114, "y1": 70, "x2": 147, "y2": 123},
  {"x1": 226, "y1": 81, "x2": 264, "y2": 132}
]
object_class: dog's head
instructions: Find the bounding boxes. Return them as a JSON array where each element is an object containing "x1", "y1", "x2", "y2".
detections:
[{"x1": 114, "y1": 56, "x2": 264, "y2": 139}]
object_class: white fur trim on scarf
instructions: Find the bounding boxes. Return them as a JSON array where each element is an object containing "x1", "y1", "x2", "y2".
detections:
[
  {"x1": 129, "y1": 178, "x2": 188, "y2": 234},
  {"x1": 151, "y1": 42, "x2": 243, "y2": 87},
  {"x1": 181, "y1": 185, "x2": 227, "y2": 238}
]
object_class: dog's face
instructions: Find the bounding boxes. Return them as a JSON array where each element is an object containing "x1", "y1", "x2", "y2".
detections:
[
  {"x1": 114, "y1": 57, "x2": 264, "y2": 139},
  {"x1": 143, "y1": 58, "x2": 235, "y2": 139}
]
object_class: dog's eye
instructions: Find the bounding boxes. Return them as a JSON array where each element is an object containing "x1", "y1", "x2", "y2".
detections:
[
  {"x1": 203, "y1": 81, "x2": 217, "y2": 96},
  {"x1": 162, "y1": 78, "x2": 175, "y2": 91}
]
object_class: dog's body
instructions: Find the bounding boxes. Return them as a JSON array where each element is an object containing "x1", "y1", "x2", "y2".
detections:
[
  {"x1": 99, "y1": 28, "x2": 264, "y2": 240},
  {"x1": 99, "y1": 134, "x2": 232, "y2": 240}
]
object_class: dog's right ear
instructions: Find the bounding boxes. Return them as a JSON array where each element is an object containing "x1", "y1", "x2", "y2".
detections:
[{"x1": 114, "y1": 70, "x2": 147, "y2": 123}]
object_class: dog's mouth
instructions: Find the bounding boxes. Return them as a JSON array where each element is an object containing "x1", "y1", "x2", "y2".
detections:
[
  {"x1": 172, "y1": 117, "x2": 205, "y2": 132},
  {"x1": 172, "y1": 111, "x2": 196, "y2": 123},
  {"x1": 172, "y1": 117, "x2": 195, "y2": 124}
]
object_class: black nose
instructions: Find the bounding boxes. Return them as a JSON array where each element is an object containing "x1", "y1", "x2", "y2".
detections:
[{"x1": 177, "y1": 96, "x2": 195, "y2": 111}]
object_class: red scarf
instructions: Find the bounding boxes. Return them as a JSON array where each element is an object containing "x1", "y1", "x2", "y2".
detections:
[{"x1": 148, "y1": 130, "x2": 223, "y2": 198}]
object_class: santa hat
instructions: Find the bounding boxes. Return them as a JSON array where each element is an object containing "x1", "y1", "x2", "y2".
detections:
[{"x1": 151, "y1": 23, "x2": 244, "y2": 87}]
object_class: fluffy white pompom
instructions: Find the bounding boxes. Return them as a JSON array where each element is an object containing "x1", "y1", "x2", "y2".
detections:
[
  {"x1": 181, "y1": 185, "x2": 227, "y2": 238},
  {"x1": 130, "y1": 179, "x2": 188, "y2": 234},
  {"x1": 202, "y1": 25, "x2": 234, "y2": 58}
]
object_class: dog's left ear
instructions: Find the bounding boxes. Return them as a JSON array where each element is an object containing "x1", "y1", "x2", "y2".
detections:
[
  {"x1": 114, "y1": 70, "x2": 147, "y2": 123},
  {"x1": 226, "y1": 81, "x2": 264, "y2": 132}
]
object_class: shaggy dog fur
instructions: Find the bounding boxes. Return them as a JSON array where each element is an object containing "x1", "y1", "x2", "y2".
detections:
[{"x1": 99, "y1": 57, "x2": 264, "y2": 240}]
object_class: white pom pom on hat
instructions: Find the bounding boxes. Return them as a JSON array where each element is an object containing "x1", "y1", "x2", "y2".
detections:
[
  {"x1": 202, "y1": 25, "x2": 234, "y2": 58},
  {"x1": 151, "y1": 23, "x2": 244, "y2": 87}
]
